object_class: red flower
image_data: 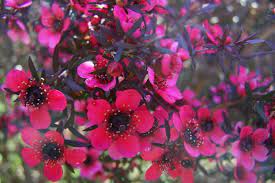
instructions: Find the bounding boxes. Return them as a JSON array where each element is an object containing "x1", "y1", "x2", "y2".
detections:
[
  {"x1": 232, "y1": 126, "x2": 269, "y2": 170},
  {"x1": 147, "y1": 67, "x2": 182, "y2": 104},
  {"x1": 87, "y1": 89, "x2": 154, "y2": 159},
  {"x1": 172, "y1": 105, "x2": 216, "y2": 157},
  {"x1": 77, "y1": 55, "x2": 117, "y2": 91},
  {"x1": 197, "y1": 107, "x2": 226, "y2": 144},
  {"x1": 21, "y1": 128, "x2": 86, "y2": 181},
  {"x1": 234, "y1": 164, "x2": 257, "y2": 183},
  {"x1": 5, "y1": 69, "x2": 67, "y2": 129},
  {"x1": 79, "y1": 149, "x2": 102, "y2": 179},
  {"x1": 38, "y1": 3, "x2": 70, "y2": 48},
  {"x1": 145, "y1": 149, "x2": 194, "y2": 183}
]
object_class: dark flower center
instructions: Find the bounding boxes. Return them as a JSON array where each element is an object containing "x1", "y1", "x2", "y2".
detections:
[
  {"x1": 154, "y1": 75, "x2": 167, "y2": 90},
  {"x1": 42, "y1": 143, "x2": 62, "y2": 160},
  {"x1": 108, "y1": 112, "x2": 131, "y2": 134},
  {"x1": 181, "y1": 159, "x2": 193, "y2": 168},
  {"x1": 53, "y1": 20, "x2": 64, "y2": 32},
  {"x1": 200, "y1": 119, "x2": 214, "y2": 132},
  {"x1": 25, "y1": 85, "x2": 46, "y2": 107},
  {"x1": 83, "y1": 155, "x2": 94, "y2": 166},
  {"x1": 240, "y1": 137, "x2": 253, "y2": 152},
  {"x1": 184, "y1": 128, "x2": 200, "y2": 146},
  {"x1": 95, "y1": 72, "x2": 113, "y2": 84}
]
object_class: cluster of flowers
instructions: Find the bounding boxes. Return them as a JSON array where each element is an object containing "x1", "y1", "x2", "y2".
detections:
[{"x1": 1, "y1": 0, "x2": 274, "y2": 182}]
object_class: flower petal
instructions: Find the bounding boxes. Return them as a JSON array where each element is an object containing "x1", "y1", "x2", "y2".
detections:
[
  {"x1": 115, "y1": 89, "x2": 141, "y2": 112},
  {"x1": 65, "y1": 148, "x2": 86, "y2": 166},
  {"x1": 199, "y1": 138, "x2": 216, "y2": 156},
  {"x1": 5, "y1": 69, "x2": 28, "y2": 92},
  {"x1": 172, "y1": 113, "x2": 183, "y2": 132},
  {"x1": 197, "y1": 108, "x2": 211, "y2": 120},
  {"x1": 21, "y1": 148, "x2": 41, "y2": 167},
  {"x1": 145, "y1": 163, "x2": 162, "y2": 181},
  {"x1": 45, "y1": 131, "x2": 64, "y2": 145},
  {"x1": 252, "y1": 145, "x2": 268, "y2": 162},
  {"x1": 232, "y1": 141, "x2": 241, "y2": 158},
  {"x1": 240, "y1": 126, "x2": 253, "y2": 139},
  {"x1": 29, "y1": 105, "x2": 51, "y2": 129},
  {"x1": 87, "y1": 99, "x2": 111, "y2": 125},
  {"x1": 43, "y1": 163, "x2": 63, "y2": 182},
  {"x1": 108, "y1": 143, "x2": 123, "y2": 160},
  {"x1": 240, "y1": 153, "x2": 255, "y2": 170},
  {"x1": 252, "y1": 128, "x2": 269, "y2": 143},
  {"x1": 179, "y1": 105, "x2": 195, "y2": 122},
  {"x1": 77, "y1": 61, "x2": 95, "y2": 78},
  {"x1": 88, "y1": 127, "x2": 111, "y2": 150},
  {"x1": 21, "y1": 127, "x2": 42, "y2": 146},
  {"x1": 132, "y1": 105, "x2": 154, "y2": 133},
  {"x1": 47, "y1": 89, "x2": 67, "y2": 111},
  {"x1": 184, "y1": 142, "x2": 200, "y2": 157},
  {"x1": 115, "y1": 135, "x2": 140, "y2": 158}
]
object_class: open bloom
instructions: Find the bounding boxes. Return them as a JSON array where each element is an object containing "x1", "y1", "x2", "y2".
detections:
[
  {"x1": 21, "y1": 128, "x2": 86, "y2": 181},
  {"x1": 172, "y1": 105, "x2": 216, "y2": 157},
  {"x1": 77, "y1": 55, "x2": 117, "y2": 91},
  {"x1": 147, "y1": 67, "x2": 182, "y2": 104},
  {"x1": 145, "y1": 149, "x2": 194, "y2": 183},
  {"x1": 5, "y1": 69, "x2": 67, "y2": 129},
  {"x1": 232, "y1": 126, "x2": 269, "y2": 170},
  {"x1": 79, "y1": 149, "x2": 102, "y2": 179},
  {"x1": 234, "y1": 164, "x2": 257, "y2": 183},
  {"x1": 197, "y1": 107, "x2": 226, "y2": 144},
  {"x1": 87, "y1": 89, "x2": 154, "y2": 159},
  {"x1": 5, "y1": 0, "x2": 32, "y2": 9},
  {"x1": 38, "y1": 3, "x2": 70, "y2": 48}
]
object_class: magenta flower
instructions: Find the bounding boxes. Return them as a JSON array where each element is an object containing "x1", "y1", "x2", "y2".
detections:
[
  {"x1": 38, "y1": 3, "x2": 70, "y2": 48},
  {"x1": 197, "y1": 107, "x2": 226, "y2": 145},
  {"x1": 113, "y1": 5, "x2": 144, "y2": 38},
  {"x1": 7, "y1": 18, "x2": 30, "y2": 45},
  {"x1": 87, "y1": 89, "x2": 154, "y2": 159},
  {"x1": 79, "y1": 149, "x2": 102, "y2": 179},
  {"x1": 77, "y1": 55, "x2": 117, "y2": 91},
  {"x1": 5, "y1": 69, "x2": 67, "y2": 129},
  {"x1": 147, "y1": 67, "x2": 182, "y2": 104},
  {"x1": 234, "y1": 164, "x2": 257, "y2": 183},
  {"x1": 145, "y1": 150, "x2": 194, "y2": 183},
  {"x1": 232, "y1": 126, "x2": 269, "y2": 170},
  {"x1": 21, "y1": 128, "x2": 86, "y2": 181},
  {"x1": 172, "y1": 105, "x2": 216, "y2": 157},
  {"x1": 5, "y1": 0, "x2": 32, "y2": 9}
]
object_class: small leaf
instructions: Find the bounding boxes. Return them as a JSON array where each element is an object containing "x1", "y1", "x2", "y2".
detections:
[
  {"x1": 126, "y1": 17, "x2": 143, "y2": 37},
  {"x1": 65, "y1": 163, "x2": 75, "y2": 173},
  {"x1": 114, "y1": 47, "x2": 124, "y2": 62},
  {"x1": 255, "y1": 102, "x2": 268, "y2": 122},
  {"x1": 28, "y1": 56, "x2": 40, "y2": 82},
  {"x1": 64, "y1": 139, "x2": 91, "y2": 147},
  {"x1": 83, "y1": 125, "x2": 98, "y2": 132},
  {"x1": 152, "y1": 143, "x2": 166, "y2": 149},
  {"x1": 246, "y1": 39, "x2": 265, "y2": 45},
  {"x1": 164, "y1": 119, "x2": 170, "y2": 142},
  {"x1": 245, "y1": 82, "x2": 252, "y2": 97}
]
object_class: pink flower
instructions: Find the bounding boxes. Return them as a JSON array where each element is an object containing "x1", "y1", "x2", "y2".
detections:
[
  {"x1": 5, "y1": 0, "x2": 32, "y2": 9},
  {"x1": 197, "y1": 107, "x2": 226, "y2": 144},
  {"x1": 5, "y1": 69, "x2": 67, "y2": 129},
  {"x1": 7, "y1": 18, "x2": 30, "y2": 45},
  {"x1": 145, "y1": 149, "x2": 194, "y2": 183},
  {"x1": 113, "y1": 5, "x2": 144, "y2": 38},
  {"x1": 21, "y1": 128, "x2": 86, "y2": 181},
  {"x1": 234, "y1": 164, "x2": 257, "y2": 183},
  {"x1": 181, "y1": 89, "x2": 201, "y2": 107},
  {"x1": 172, "y1": 105, "x2": 216, "y2": 157},
  {"x1": 229, "y1": 66, "x2": 271, "y2": 97},
  {"x1": 79, "y1": 149, "x2": 102, "y2": 179},
  {"x1": 232, "y1": 126, "x2": 269, "y2": 170},
  {"x1": 38, "y1": 3, "x2": 70, "y2": 48},
  {"x1": 203, "y1": 20, "x2": 232, "y2": 48},
  {"x1": 77, "y1": 55, "x2": 117, "y2": 91},
  {"x1": 147, "y1": 67, "x2": 182, "y2": 104},
  {"x1": 87, "y1": 89, "x2": 154, "y2": 159},
  {"x1": 74, "y1": 100, "x2": 88, "y2": 126}
]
